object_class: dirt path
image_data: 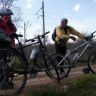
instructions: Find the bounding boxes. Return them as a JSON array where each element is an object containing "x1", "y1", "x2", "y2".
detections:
[
  {"x1": 19, "y1": 66, "x2": 88, "y2": 96},
  {"x1": 19, "y1": 67, "x2": 87, "y2": 96}
]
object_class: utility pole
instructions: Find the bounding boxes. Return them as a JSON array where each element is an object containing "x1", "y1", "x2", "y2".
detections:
[
  {"x1": 23, "y1": 21, "x2": 31, "y2": 45},
  {"x1": 42, "y1": 1, "x2": 45, "y2": 45},
  {"x1": 35, "y1": 1, "x2": 46, "y2": 45},
  {"x1": 24, "y1": 22, "x2": 26, "y2": 45}
]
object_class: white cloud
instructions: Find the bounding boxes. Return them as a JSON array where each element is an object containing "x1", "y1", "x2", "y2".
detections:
[
  {"x1": 74, "y1": 3, "x2": 80, "y2": 12},
  {"x1": 26, "y1": 0, "x2": 33, "y2": 9},
  {"x1": 27, "y1": 4, "x2": 32, "y2": 8}
]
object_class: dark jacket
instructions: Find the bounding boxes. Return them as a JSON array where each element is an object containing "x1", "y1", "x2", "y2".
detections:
[{"x1": 0, "y1": 16, "x2": 17, "y2": 45}]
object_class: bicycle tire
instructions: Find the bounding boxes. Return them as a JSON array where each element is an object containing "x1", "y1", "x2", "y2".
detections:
[
  {"x1": 44, "y1": 53, "x2": 60, "y2": 83},
  {"x1": 48, "y1": 53, "x2": 71, "y2": 80},
  {"x1": 87, "y1": 52, "x2": 96, "y2": 74},
  {"x1": 0, "y1": 47, "x2": 27, "y2": 96}
]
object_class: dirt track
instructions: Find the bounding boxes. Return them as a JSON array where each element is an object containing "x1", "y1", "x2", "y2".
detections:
[{"x1": 19, "y1": 66, "x2": 88, "y2": 96}]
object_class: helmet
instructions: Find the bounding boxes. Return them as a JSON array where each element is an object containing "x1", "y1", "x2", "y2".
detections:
[{"x1": 0, "y1": 8, "x2": 13, "y2": 16}]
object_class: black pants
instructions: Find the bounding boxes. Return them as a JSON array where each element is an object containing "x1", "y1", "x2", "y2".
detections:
[
  {"x1": 55, "y1": 42, "x2": 67, "y2": 73},
  {"x1": 55, "y1": 43, "x2": 67, "y2": 55}
]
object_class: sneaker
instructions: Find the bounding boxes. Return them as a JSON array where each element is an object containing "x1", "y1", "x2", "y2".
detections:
[
  {"x1": 83, "y1": 67, "x2": 90, "y2": 74},
  {"x1": 60, "y1": 68, "x2": 65, "y2": 75}
]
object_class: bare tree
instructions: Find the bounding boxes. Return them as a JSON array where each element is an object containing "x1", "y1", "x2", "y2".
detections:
[
  {"x1": 0, "y1": 0, "x2": 22, "y2": 24},
  {"x1": 0, "y1": 0, "x2": 15, "y2": 8}
]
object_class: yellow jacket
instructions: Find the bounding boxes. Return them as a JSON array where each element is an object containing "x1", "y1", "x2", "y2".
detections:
[{"x1": 55, "y1": 25, "x2": 84, "y2": 43}]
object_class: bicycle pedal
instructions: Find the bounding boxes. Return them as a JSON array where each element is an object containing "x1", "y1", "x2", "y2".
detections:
[
  {"x1": 69, "y1": 64, "x2": 76, "y2": 68},
  {"x1": 29, "y1": 72, "x2": 38, "y2": 78},
  {"x1": 28, "y1": 65, "x2": 38, "y2": 72}
]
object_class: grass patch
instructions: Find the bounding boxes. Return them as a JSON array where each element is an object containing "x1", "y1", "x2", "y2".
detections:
[
  {"x1": 64, "y1": 74, "x2": 96, "y2": 96},
  {"x1": 27, "y1": 74, "x2": 96, "y2": 96},
  {"x1": 28, "y1": 86, "x2": 63, "y2": 96}
]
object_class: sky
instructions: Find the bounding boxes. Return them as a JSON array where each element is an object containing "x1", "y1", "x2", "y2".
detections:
[{"x1": 13, "y1": 0, "x2": 96, "y2": 43}]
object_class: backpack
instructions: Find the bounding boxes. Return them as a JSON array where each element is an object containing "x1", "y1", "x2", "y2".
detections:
[
  {"x1": 52, "y1": 28, "x2": 56, "y2": 41},
  {"x1": 52, "y1": 26, "x2": 70, "y2": 41}
]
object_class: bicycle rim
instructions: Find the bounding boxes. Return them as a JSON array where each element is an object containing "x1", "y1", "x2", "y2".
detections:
[
  {"x1": 44, "y1": 54, "x2": 60, "y2": 82},
  {"x1": 50, "y1": 53, "x2": 71, "y2": 80},
  {"x1": 0, "y1": 48, "x2": 27, "y2": 96},
  {"x1": 88, "y1": 52, "x2": 96, "y2": 74}
]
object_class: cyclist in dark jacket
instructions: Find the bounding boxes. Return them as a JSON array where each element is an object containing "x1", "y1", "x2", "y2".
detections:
[
  {"x1": 0, "y1": 8, "x2": 17, "y2": 46},
  {"x1": 0, "y1": 8, "x2": 17, "y2": 89}
]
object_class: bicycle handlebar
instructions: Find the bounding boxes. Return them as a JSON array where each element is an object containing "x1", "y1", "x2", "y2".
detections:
[
  {"x1": 10, "y1": 33, "x2": 23, "y2": 39},
  {"x1": 91, "y1": 31, "x2": 96, "y2": 36},
  {"x1": 25, "y1": 31, "x2": 50, "y2": 42},
  {"x1": 84, "y1": 31, "x2": 96, "y2": 40}
]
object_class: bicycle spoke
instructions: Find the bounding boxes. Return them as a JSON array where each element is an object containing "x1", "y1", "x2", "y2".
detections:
[{"x1": 0, "y1": 48, "x2": 27, "y2": 96}]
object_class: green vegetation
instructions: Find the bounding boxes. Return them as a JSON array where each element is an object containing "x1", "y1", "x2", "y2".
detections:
[
  {"x1": 64, "y1": 74, "x2": 96, "y2": 96},
  {"x1": 28, "y1": 86, "x2": 63, "y2": 96},
  {"x1": 28, "y1": 74, "x2": 96, "y2": 96}
]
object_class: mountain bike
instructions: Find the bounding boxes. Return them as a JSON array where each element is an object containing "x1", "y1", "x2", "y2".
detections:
[
  {"x1": 0, "y1": 32, "x2": 59, "y2": 96},
  {"x1": 51, "y1": 31, "x2": 96, "y2": 80},
  {"x1": 25, "y1": 32, "x2": 59, "y2": 80}
]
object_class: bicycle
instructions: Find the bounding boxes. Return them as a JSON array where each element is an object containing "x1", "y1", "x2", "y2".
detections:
[
  {"x1": 0, "y1": 32, "x2": 59, "y2": 96},
  {"x1": 25, "y1": 32, "x2": 59, "y2": 80},
  {"x1": 51, "y1": 31, "x2": 96, "y2": 81}
]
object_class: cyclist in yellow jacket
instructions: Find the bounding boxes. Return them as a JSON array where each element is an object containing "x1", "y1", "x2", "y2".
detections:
[
  {"x1": 55, "y1": 18, "x2": 85, "y2": 54},
  {"x1": 54, "y1": 18, "x2": 85, "y2": 74}
]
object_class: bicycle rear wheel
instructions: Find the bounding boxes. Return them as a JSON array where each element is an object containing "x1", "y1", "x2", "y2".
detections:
[
  {"x1": 0, "y1": 48, "x2": 27, "y2": 96},
  {"x1": 88, "y1": 52, "x2": 96, "y2": 74}
]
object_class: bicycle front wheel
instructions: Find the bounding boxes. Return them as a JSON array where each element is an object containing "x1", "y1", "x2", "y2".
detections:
[
  {"x1": 49, "y1": 53, "x2": 71, "y2": 80},
  {"x1": 45, "y1": 54, "x2": 60, "y2": 82},
  {"x1": 88, "y1": 52, "x2": 96, "y2": 74},
  {"x1": 45, "y1": 53, "x2": 71, "y2": 81},
  {"x1": 0, "y1": 48, "x2": 27, "y2": 96}
]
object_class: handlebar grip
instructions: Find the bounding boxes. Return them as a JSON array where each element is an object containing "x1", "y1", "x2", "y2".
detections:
[
  {"x1": 18, "y1": 34, "x2": 23, "y2": 37},
  {"x1": 41, "y1": 31, "x2": 50, "y2": 38},
  {"x1": 44, "y1": 31, "x2": 50, "y2": 35}
]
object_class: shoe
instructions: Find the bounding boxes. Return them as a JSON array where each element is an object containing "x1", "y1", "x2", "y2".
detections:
[
  {"x1": 60, "y1": 68, "x2": 65, "y2": 75},
  {"x1": 83, "y1": 67, "x2": 90, "y2": 74}
]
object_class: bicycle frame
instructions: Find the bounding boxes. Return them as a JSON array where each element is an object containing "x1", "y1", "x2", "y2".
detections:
[
  {"x1": 58, "y1": 40, "x2": 95, "y2": 67},
  {"x1": 16, "y1": 32, "x2": 51, "y2": 72},
  {"x1": 35, "y1": 36, "x2": 51, "y2": 71}
]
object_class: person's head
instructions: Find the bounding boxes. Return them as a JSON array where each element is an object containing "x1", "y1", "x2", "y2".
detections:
[
  {"x1": 60, "y1": 18, "x2": 68, "y2": 28},
  {"x1": 0, "y1": 8, "x2": 13, "y2": 20}
]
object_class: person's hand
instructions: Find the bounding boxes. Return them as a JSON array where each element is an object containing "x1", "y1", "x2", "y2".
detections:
[
  {"x1": 70, "y1": 36, "x2": 76, "y2": 41},
  {"x1": 84, "y1": 36, "x2": 91, "y2": 41}
]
